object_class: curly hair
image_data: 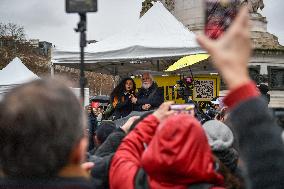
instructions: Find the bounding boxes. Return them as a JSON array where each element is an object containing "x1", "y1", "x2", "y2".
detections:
[{"x1": 110, "y1": 78, "x2": 136, "y2": 102}]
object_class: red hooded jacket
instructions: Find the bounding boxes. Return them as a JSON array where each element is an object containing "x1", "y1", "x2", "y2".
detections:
[{"x1": 109, "y1": 114, "x2": 224, "y2": 189}]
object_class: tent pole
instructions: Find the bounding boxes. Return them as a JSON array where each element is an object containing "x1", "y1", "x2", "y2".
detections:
[
  {"x1": 157, "y1": 60, "x2": 160, "y2": 71},
  {"x1": 189, "y1": 66, "x2": 195, "y2": 84},
  {"x1": 188, "y1": 66, "x2": 196, "y2": 98}
]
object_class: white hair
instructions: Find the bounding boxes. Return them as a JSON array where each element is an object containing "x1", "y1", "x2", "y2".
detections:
[
  {"x1": 141, "y1": 72, "x2": 155, "y2": 89},
  {"x1": 141, "y1": 72, "x2": 154, "y2": 82}
]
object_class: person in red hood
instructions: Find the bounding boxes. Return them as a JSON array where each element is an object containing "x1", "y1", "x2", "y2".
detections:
[{"x1": 109, "y1": 102, "x2": 225, "y2": 189}]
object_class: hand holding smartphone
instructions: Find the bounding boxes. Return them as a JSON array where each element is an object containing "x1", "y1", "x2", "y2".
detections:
[
  {"x1": 205, "y1": 0, "x2": 240, "y2": 39},
  {"x1": 170, "y1": 104, "x2": 195, "y2": 116},
  {"x1": 170, "y1": 104, "x2": 195, "y2": 111},
  {"x1": 197, "y1": 7, "x2": 252, "y2": 90}
]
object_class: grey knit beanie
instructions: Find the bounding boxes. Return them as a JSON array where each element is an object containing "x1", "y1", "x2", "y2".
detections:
[{"x1": 202, "y1": 120, "x2": 234, "y2": 151}]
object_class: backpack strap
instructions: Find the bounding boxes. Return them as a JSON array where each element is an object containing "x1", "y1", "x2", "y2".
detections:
[
  {"x1": 134, "y1": 168, "x2": 213, "y2": 189},
  {"x1": 189, "y1": 183, "x2": 214, "y2": 189},
  {"x1": 90, "y1": 153, "x2": 114, "y2": 189},
  {"x1": 135, "y1": 168, "x2": 149, "y2": 189}
]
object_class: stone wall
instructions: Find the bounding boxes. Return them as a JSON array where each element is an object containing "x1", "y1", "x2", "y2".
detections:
[
  {"x1": 173, "y1": 0, "x2": 204, "y2": 32},
  {"x1": 252, "y1": 32, "x2": 282, "y2": 49}
]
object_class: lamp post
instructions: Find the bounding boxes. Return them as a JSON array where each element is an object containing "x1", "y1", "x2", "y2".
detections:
[
  {"x1": 65, "y1": 0, "x2": 97, "y2": 104},
  {"x1": 75, "y1": 13, "x2": 87, "y2": 103}
]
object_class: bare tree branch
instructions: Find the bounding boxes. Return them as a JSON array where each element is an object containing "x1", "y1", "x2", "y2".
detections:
[{"x1": 0, "y1": 22, "x2": 26, "y2": 40}]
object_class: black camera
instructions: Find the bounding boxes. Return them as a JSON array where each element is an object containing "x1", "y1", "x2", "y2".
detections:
[
  {"x1": 66, "y1": 0, "x2": 97, "y2": 13},
  {"x1": 206, "y1": 107, "x2": 219, "y2": 119},
  {"x1": 175, "y1": 76, "x2": 194, "y2": 102},
  {"x1": 176, "y1": 80, "x2": 184, "y2": 85}
]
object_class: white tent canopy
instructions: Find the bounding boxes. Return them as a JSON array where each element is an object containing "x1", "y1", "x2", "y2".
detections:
[
  {"x1": 0, "y1": 57, "x2": 39, "y2": 85},
  {"x1": 53, "y1": 1, "x2": 205, "y2": 75},
  {"x1": 86, "y1": 1, "x2": 204, "y2": 60},
  {"x1": 0, "y1": 57, "x2": 39, "y2": 99}
]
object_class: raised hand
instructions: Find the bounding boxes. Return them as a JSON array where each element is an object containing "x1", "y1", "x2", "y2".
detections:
[
  {"x1": 197, "y1": 7, "x2": 251, "y2": 90},
  {"x1": 152, "y1": 101, "x2": 175, "y2": 122}
]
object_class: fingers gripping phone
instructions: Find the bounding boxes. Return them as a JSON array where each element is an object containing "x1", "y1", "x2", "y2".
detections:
[
  {"x1": 205, "y1": 0, "x2": 240, "y2": 39},
  {"x1": 170, "y1": 104, "x2": 195, "y2": 116},
  {"x1": 170, "y1": 104, "x2": 195, "y2": 111}
]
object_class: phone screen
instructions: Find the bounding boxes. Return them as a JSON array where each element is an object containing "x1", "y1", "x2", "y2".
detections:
[
  {"x1": 205, "y1": 0, "x2": 240, "y2": 39},
  {"x1": 170, "y1": 104, "x2": 195, "y2": 111}
]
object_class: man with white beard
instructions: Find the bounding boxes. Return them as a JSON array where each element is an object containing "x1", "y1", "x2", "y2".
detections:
[{"x1": 131, "y1": 72, "x2": 164, "y2": 111}]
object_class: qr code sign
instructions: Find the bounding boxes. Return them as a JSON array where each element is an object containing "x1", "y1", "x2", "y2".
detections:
[{"x1": 194, "y1": 80, "x2": 214, "y2": 99}]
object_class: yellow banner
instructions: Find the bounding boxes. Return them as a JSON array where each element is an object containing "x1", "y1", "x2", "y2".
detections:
[{"x1": 134, "y1": 75, "x2": 220, "y2": 104}]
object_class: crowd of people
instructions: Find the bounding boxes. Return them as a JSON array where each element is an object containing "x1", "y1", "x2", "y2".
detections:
[{"x1": 0, "y1": 7, "x2": 283, "y2": 189}]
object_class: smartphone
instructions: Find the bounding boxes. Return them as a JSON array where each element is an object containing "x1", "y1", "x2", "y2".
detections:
[
  {"x1": 170, "y1": 104, "x2": 195, "y2": 111},
  {"x1": 205, "y1": 0, "x2": 240, "y2": 39}
]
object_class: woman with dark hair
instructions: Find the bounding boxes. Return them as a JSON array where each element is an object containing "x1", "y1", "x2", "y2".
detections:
[{"x1": 110, "y1": 78, "x2": 136, "y2": 120}]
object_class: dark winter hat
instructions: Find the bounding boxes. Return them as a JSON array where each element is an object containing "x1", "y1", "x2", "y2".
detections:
[
  {"x1": 95, "y1": 121, "x2": 116, "y2": 144},
  {"x1": 202, "y1": 120, "x2": 234, "y2": 151},
  {"x1": 213, "y1": 148, "x2": 239, "y2": 173}
]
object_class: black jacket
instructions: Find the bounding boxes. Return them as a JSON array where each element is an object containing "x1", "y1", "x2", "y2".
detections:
[
  {"x1": 88, "y1": 113, "x2": 97, "y2": 151},
  {"x1": 88, "y1": 128, "x2": 126, "y2": 189},
  {"x1": 135, "y1": 83, "x2": 164, "y2": 111},
  {"x1": 229, "y1": 97, "x2": 284, "y2": 189},
  {"x1": 95, "y1": 128, "x2": 126, "y2": 158},
  {"x1": 112, "y1": 93, "x2": 134, "y2": 120},
  {"x1": 0, "y1": 177, "x2": 96, "y2": 189},
  {"x1": 90, "y1": 154, "x2": 114, "y2": 189}
]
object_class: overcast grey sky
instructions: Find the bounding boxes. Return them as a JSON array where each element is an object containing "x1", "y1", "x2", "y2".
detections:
[{"x1": 0, "y1": 0, "x2": 283, "y2": 49}]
